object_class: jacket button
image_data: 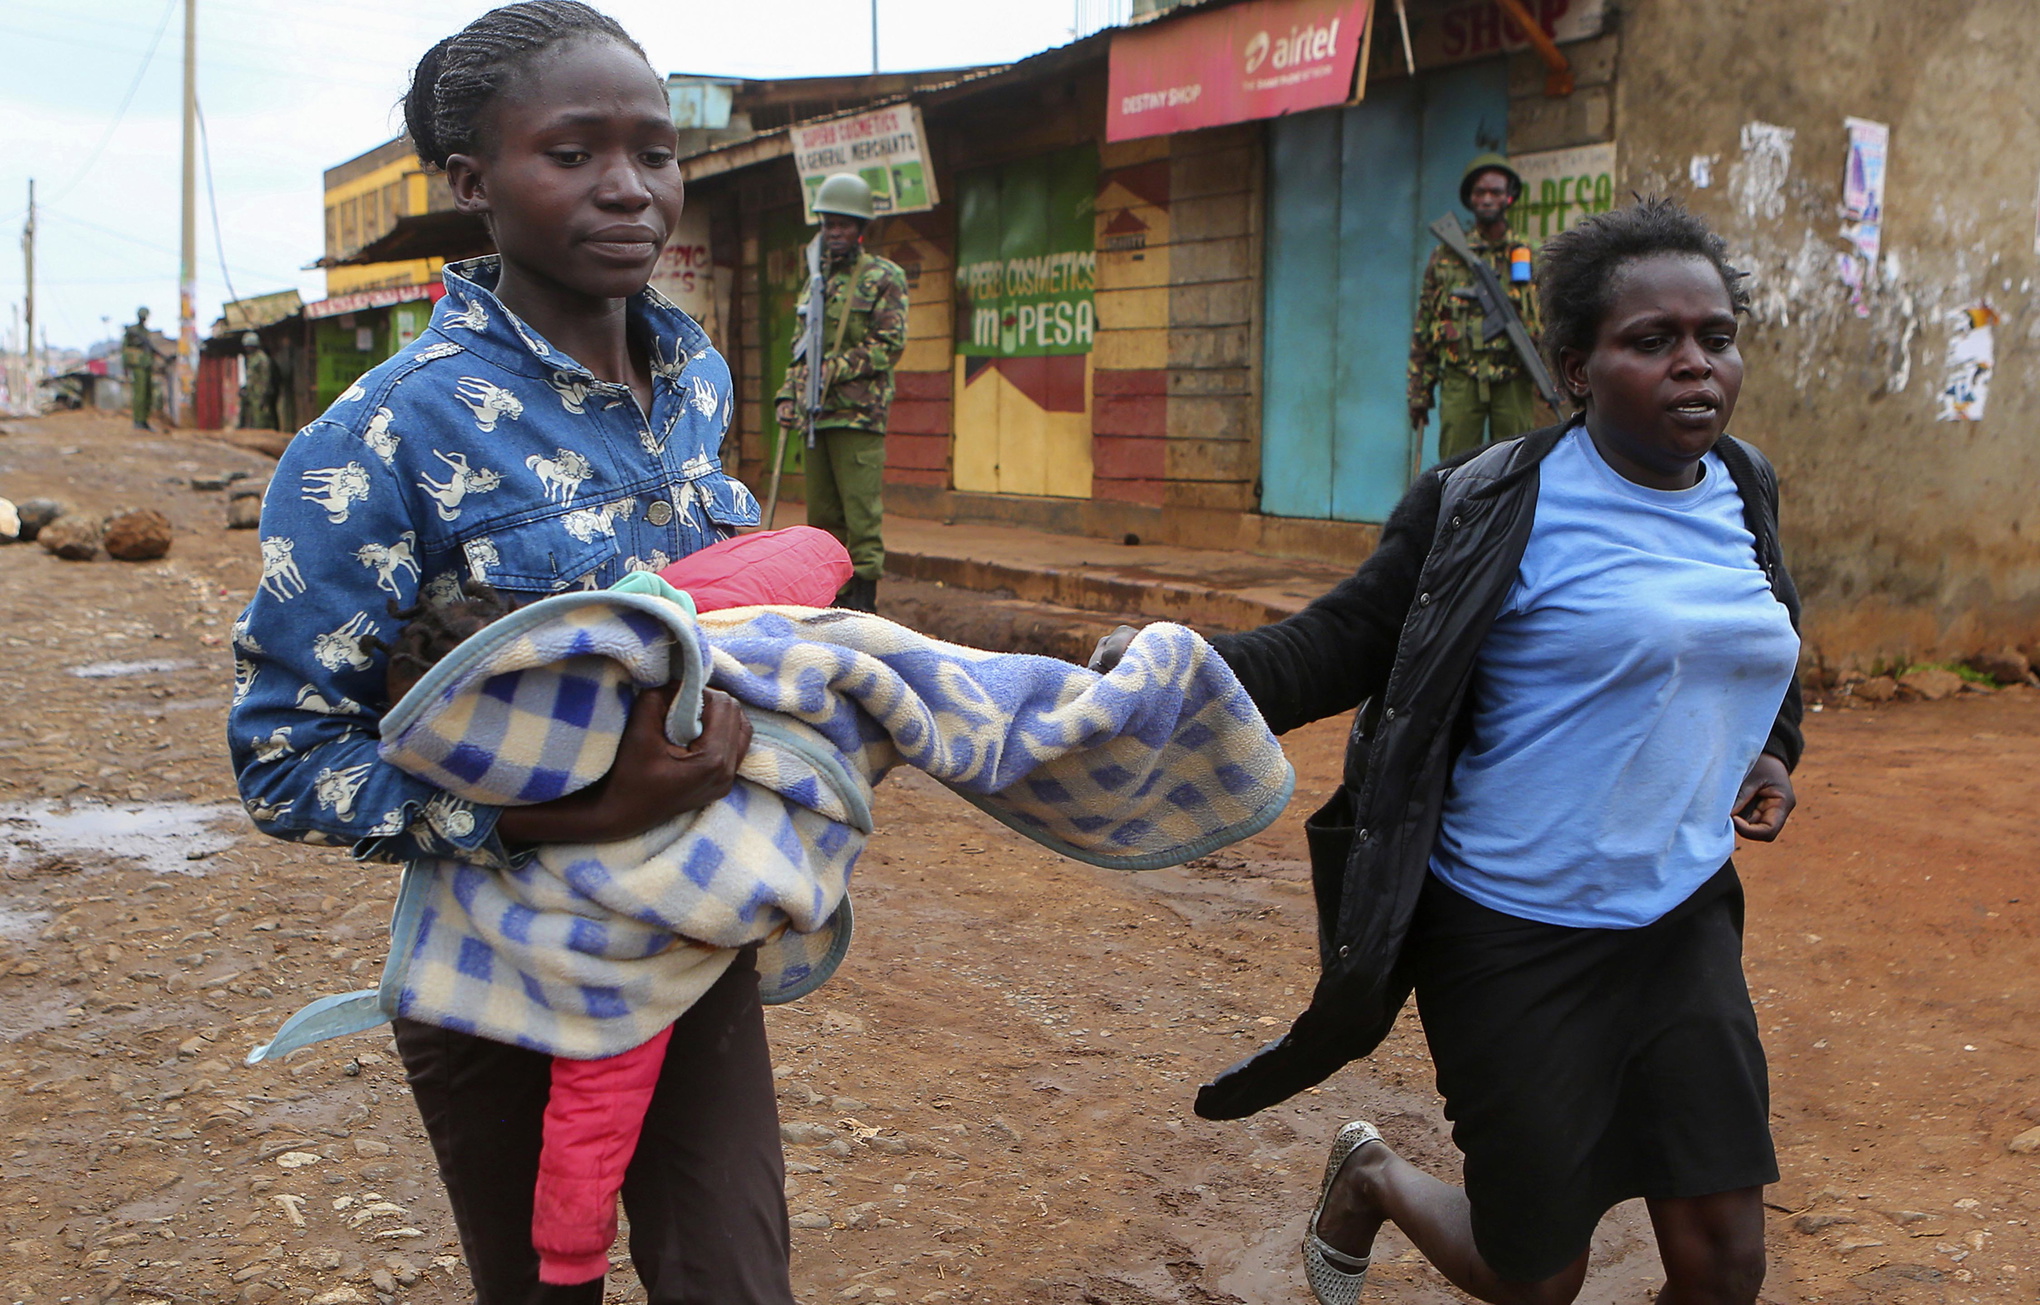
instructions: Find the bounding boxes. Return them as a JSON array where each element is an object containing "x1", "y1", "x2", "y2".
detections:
[
  {"x1": 1357, "y1": 828, "x2": 1369, "y2": 842},
  {"x1": 645, "y1": 500, "x2": 674, "y2": 526},
  {"x1": 1418, "y1": 592, "x2": 1432, "y2": 606},
  {"x1": 1450, "y1": 515, "x2": 1462, "y2": 528},
  {"x1": 1383, "y1": 707, "x2": 1396, "y2": 721},
  {"x1": 1337, "y1": 944, "x2": 1350, "y2": 958}
]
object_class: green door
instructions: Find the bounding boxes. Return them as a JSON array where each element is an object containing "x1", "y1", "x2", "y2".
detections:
[{"x1": 758, "y1": 205, "x2": 812, "y2": 476}]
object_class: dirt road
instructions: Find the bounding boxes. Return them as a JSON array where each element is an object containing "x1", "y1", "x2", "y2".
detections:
[{"x1": 0, "y1": 411, "x2": 2033, "y2": 1305}]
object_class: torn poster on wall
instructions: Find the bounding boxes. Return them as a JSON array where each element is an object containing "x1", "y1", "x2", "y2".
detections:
[
  {"x1": 1935, "y1": 304, "x2": 1997, "y2": 422},
  {"x1": 1837, "y1": 117, "x2": 1889, "y2": 318}
]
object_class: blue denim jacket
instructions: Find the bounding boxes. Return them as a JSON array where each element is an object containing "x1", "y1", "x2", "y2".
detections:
[{"x1": 228, "y1": 256, "x2": 761, "y2": 867}]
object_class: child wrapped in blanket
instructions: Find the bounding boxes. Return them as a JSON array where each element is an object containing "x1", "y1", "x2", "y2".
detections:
[{"x1": 376, "y1": 525, "x2": 850, "y2": 1287}]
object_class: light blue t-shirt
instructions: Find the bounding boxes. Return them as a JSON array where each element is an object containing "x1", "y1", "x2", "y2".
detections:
[{"x1": 1430, "y1": 427, "x2": 1800, "y2": 928}]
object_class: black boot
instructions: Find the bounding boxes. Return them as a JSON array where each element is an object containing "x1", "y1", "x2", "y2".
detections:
[{"x1": 836, "y1": 575, "x2": 878, "y2": 613}]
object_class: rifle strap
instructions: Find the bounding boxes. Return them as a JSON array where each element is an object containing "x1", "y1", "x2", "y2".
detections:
[{"x1": 827, "y1": 253, "x2": 874, "y2": 360}]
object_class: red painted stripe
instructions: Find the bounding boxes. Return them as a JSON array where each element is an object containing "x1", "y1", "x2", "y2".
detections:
[
  {"x1": 1092, "y1": 435, "x2": 1166, "y2": 480},
  {"x1": 1093, "y1": 395, "x2": 1166, "y2": 439},
  {"x1": 888, "y1": 401, "x2": 952, "y2": 436},
  {"x1": 894, "y1": 371, "x2": 952, "y2": 401},
  {"x1": 1092, "y1": 368, "x2": 1167, "y2": 397}
]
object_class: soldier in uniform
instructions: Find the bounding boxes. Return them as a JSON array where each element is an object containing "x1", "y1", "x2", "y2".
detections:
[
  {"x1": 239, "y1": 332, "x2": 277, "y2": 430},
  {"x1": 1408, "y1": 154, "x2": 1546, "y2": 462},
  {"x1": 122, "y1": 307, "x2": 159, "y2": 431},
  {"x1": 774, "y1": 173, "x2": 909, "y2": 613}
]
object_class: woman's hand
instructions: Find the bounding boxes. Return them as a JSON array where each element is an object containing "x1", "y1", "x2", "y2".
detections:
[
  {"x1": 497, "y1": 686, "x2": 752, "y2": 847},
  {"x1": 1087, "y1": 624, "x2": 1139, "y2": 674},
  {"x1": 1731, "y1": 752, "x2": 1795, "y2": 842}
]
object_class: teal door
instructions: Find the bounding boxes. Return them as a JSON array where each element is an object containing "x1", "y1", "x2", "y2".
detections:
[{"x1": 1260, "y1": 62, "x2": 1510, "y2": 521}]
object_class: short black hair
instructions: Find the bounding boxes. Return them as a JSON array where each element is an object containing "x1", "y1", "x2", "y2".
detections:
[
  {"x1": 368, "y1": 582, "x2": 517, "y2": 705},
  {"x1": 402, "y1": 1, "x2": 650, "y2": 170},
  {"x1": 1536, "y1": 196, "x2": 1750, "y2": 395}
]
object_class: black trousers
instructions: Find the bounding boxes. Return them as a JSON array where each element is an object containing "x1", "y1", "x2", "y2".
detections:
[{"x1": 394, "y1": 950, "x2": 794, "y2": 1304}]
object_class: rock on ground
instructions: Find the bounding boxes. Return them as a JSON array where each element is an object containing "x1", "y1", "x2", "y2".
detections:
[
  {"x1": 227, "y1": 484, "x2": 266, "y2": 530},
  {"x1": 14, "y1": 495, "x2": 68, "y2": 541},
  {"x1": 103, "y1": 508, "x2": 174, "y2": 561},
  {"x1": 1898, "y1": 666, "x2": 1966, "y2": 701},
  {"x1": 1969, "y1": 647, "x2": 2036, "y2": 686},
  {"x1": 38, "y1": 513, "x2": 103, "y2": 560}
]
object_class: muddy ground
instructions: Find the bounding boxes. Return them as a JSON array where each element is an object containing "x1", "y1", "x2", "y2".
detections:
[{"x1": 0, "y1": 410, "x2": 2034, "y2": 1305}]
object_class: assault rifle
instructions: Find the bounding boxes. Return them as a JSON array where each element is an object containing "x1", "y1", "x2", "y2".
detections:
[
  {"x1": 1426, "y1": 214, "x2": 1564, "y2": 412},
  {"x1": 764, "y1": 232, "x2": 828, "y2": 528}
]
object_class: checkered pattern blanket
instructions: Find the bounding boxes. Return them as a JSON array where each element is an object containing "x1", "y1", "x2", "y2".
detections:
[{"x1": 251, "y1": 575, "x2": 1292, "y2": 1062}]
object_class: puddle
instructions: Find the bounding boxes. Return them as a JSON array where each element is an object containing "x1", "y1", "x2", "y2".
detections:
[
  {"x1": 162, "y1": 694, "x2": 230, "y2": 712},
  {"x1": 0, "y1": 800, "x2": 242, "y2": 875},
  {"x1": 70, "y1": 659, "x2": 199, "y2": 679},
  {"x1": 0, "y1": 901, "x2": 49, "y2": 941}
]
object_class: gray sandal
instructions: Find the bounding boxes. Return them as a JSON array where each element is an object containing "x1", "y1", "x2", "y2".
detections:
[{"x1": 1302, "y1": 1120, "x2": 1381, "y2": 1305}]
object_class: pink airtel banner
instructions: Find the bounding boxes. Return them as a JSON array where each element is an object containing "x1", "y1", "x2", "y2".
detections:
[{"x1": 1107, "y1": 0, "x2": 1371, "y2": 142}]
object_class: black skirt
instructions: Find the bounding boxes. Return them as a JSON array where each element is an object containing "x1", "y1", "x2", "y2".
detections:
[{"x1": 1405, "y1": 860, "x2": 1777, "y2": 1283}]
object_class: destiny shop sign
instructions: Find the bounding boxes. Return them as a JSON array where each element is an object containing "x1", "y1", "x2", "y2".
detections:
[
  {"x1": 790, "y1": 104, "x2": 939, "y2": 223},
  {"x1": 1106, "y1": 0, "x2": 1372, "y2": 142}
]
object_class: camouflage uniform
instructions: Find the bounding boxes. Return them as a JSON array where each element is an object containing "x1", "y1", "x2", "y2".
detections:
[
  {"x1": 775, "y1": 249, "x2": 910, "y2": 580},
  {"x1": 122, "y1": 320, "x2": 157, "y2": 430},
  {"x1": 240, "y1": 347, "x2": 277, "y2": 430},
  {"x1": 1408, "y1": 231, "x2": 1546, "y2": 462}
]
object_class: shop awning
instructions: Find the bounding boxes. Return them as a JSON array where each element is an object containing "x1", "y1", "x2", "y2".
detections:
[{"x1": 319, "y1": 210, "x2": 493, "y2": 269}]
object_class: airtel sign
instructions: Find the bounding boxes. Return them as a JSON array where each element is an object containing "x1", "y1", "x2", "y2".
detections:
[
  {"x1": 1242, "y1": 17, "x2": 1345, "y2": 76},
  {"x1": 1107, "y1": 0, "x2": 1371, "y2": 142}
]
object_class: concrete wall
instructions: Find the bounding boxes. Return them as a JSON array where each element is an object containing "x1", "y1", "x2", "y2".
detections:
[{"x1": 1618, "y1": 0, "x2": 2040, "y2": 667}]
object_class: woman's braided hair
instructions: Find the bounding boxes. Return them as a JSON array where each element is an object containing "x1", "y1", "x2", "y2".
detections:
[
  {"x1": 1536, "y1": 196, "x2": 1751, "y2": 399},
  {"x1": 402, "y1": 1, "x2": 650, "y2": 169}
]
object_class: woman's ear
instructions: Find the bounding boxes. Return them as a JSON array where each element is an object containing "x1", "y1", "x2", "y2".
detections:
[
  {"x1": 1557, "y1": 346, "x2": 1591, "y2": 406},
  {"x1": 445, "y1": 154, "x2": 490, "y2": 216}
]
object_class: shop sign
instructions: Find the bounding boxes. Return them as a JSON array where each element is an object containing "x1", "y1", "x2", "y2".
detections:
[
  {"x1": 1107, "y1": 0, "x2": 1372, "y2": 143},
  {"x1": 789, "y1": 104, "x2": 939, "y2": 222},
  {"x1": 648, "y1": 206, "x2": 719, "y2": 337},
  {"x1": 1372, "y1": 0, "x2": 1606, "y2": 74},
  {"x1": 955, "y1": 146, "x2": 1098, "y2": 358},
  {"x1": 1511, "y1": 142, "x2": 1615, "y2": 243},
  {"x1": 304, "y1": 282, "x2": 444, "y2": 321},
  {"x1": 223, "y1": 289, "x2": 304, "y2": 332}
]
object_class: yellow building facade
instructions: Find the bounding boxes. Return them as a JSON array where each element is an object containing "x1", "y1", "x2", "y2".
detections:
[{"x1": 322, "y1": 137, "x2": 454, "y2": 295}]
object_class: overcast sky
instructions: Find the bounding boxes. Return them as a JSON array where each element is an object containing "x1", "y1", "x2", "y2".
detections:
[{"x1": 1, "y1": 0, "x2": 1093, "y2": 351}]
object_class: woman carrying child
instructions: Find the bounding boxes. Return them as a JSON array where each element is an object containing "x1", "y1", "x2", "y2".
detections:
[
  {"x1": 1099, "y1": 199, "x2": 1803, "y2": 1304},
  {"x1": 228, "y1": 5, "x2": 793, "y2": 1300}
]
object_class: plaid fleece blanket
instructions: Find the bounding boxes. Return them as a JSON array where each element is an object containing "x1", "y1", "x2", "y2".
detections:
[{"x1": 251, "y1": 575, "x2": 1292, "y2": 1062}]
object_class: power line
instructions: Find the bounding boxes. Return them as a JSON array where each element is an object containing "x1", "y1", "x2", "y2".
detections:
[
  {"x1": 38, "y1": 204, "x2": 295, "y2": 287},
  {"x1": 196, "y1": 95, "x2": 240, "y2": 307},
  {"x1": 45, "y1": 0, "x2": 179, "y2": 207},
  {"x1": 0, "y1": 21, "x2": 396, "y2": 92}
]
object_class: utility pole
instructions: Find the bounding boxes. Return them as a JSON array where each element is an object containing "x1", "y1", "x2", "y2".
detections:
[
  {"x1": 176, "y1": 0, "x2": 198, "y2": 425},
  {"x1": 21, "y1": 179, "x2": 34, "y2": 397},
  {"x1": 870, "y1": 0, "x2": 878, "y2": 73}
]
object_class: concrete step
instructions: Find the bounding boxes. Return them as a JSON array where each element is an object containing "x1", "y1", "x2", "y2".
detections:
[
  {"x1": 880, "y1": 516, "x2": 1357, "y2": 634},
  {"x1": 877, "y1": 577, "x2": 1130, "y2": 664}
]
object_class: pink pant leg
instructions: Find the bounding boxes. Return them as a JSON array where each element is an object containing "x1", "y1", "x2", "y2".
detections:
[{"x1": 532, "y1": 1025, "x2": 675, "y2": 1285}]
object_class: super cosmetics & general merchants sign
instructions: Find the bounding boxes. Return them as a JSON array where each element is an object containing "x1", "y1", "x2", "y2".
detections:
[
  {"x1": 789, "y1": 104, "x2": 939, "y2": 222},
  {"x1": 1107, "y1": 0, "x2": 1372, "y2": 142}
]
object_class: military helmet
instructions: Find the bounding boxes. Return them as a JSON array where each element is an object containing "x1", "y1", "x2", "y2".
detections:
[
  {"x1": 1460, "y1": 152, "x2": 1523, "y2": 207},
  {"x1": 241, "y1": 332, "x2": 261, "y2": 349},
  {"x1": 812, "y1": 173, "x2": 875, "y2": 222}
]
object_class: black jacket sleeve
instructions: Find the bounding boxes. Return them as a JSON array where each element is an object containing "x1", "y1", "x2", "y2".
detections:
[
  {"x1": 1208, "y1": 467, "x2": 1442, "y2": 736},
  {"x1": 1761, "y1": 552, "x2": 1805, "y2": 772},
  {"x1": 1720, "y1": 435, "x2": 1805, "y2": 773}
]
